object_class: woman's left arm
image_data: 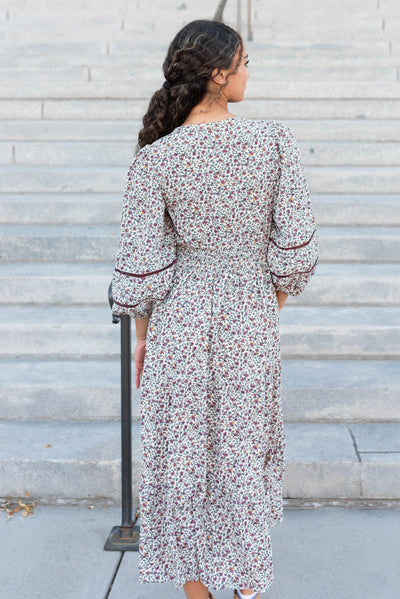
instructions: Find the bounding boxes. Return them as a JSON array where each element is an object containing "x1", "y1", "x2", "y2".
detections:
[{"x1": 267, "y1": 122, "x2": 319, "y2": 297}]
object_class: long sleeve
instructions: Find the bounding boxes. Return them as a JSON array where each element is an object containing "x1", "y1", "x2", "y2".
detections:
[
  {"x1": 111, "y1": 147, "x2": 177, "y2": 319},
  {"x1": 267, "y1": 123, "x2": 319, "y2": 296}
]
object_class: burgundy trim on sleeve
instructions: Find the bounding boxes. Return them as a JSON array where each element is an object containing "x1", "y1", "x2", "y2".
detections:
[
  {"x1": 115, "y1": 258, "x2": 176, "y2": 278},
  {"x1": 269, "y1": 256, "x2": 318, "y2": 278},
  {"x1": 113, "y1": 296, "x2": 165, "y2": 308},
  {"x1": 270, "y1": 228, "x2": 316, "y2": 250}
]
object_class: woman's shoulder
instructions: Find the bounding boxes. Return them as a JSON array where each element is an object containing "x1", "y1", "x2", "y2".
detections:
[
  {"x1": 243, "y1": 118, "x2": 294, "y2": 136},
  {"x1": 134, "y1": 118, "x2": 296, "y2": 156},
  {"x1": 131, "y1": 139, "x2": 165, "y2": 168}
]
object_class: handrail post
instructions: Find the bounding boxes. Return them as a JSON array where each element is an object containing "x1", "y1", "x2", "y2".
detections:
[
  {"x1": 247, "y1": 0, "x2": 253, "y2": 41},
  {"x1": 237, "y1": 0, "x2": 241, "y2": 35},
  {"x1": 104, "y1": 283, "x2": 140, "y2": 551},
  {"x1": 120, "y1": 314, "x2": 133, "y2": 529},
  {"x1": 213, "y1": 0, "x2": 228, "y2": 22},
  {"x1": 214, "y1": 1, "x2": 253, "y2": 41}
]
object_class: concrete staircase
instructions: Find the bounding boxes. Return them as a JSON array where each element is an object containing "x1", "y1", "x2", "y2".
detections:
[{"x1": 1, "y1": 0, "x2": 399, "y2": 504}]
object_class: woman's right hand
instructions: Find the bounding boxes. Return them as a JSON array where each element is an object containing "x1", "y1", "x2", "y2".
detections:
[{"x1": 134, "y1": 339, "x2": 147, "y2": 388}]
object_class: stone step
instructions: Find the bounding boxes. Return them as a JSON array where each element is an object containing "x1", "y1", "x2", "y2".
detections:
[
  {"x1": 0, "y1": 166, "x2": 127, "y2": 193},
  {"x1": 280, "y1": 305, "x2": 400, "y2": 359},
  {"x1": 0, "y1": 20, "x2": 128, "y2": 45},
  {"x1": 0, "y1": 224, "x2": 398, "y2": 262},
  {"x1": 5, "y1": 3, "x2": 384, "y2": 22},
  {"x1": 0, "y1": 194, "x2": 121, "y2": 225},
  {"x1": 276, "y1": 99, "x2": 395, "y2": 123},
  {"x1": 3, "y1": 98, "x2": 399, "y2": 120},
  {"x1": 283, "y1": 422, "x2": 400, "y2": 499},
  {"x1": 1, "y1": 40, "x2": 392, "y2": 60},
  {"x1": 259, "y1": 0, "x2": 393, "y2": 8},
  {"x1": 0, "y1": 262, "x2": 114, "y2": 304},
  {"x1": 2, "y1": 119, "x2": 400, "y2": 142},
  {"x1": 91, "y1": 67, "x2": 398, "y2": 84},
  {"x1": 0, "y1": 193, "x2": 399, "y2": 227},
  {"x1": 4, "y1": 140, "x2": 400, "y2": 167},
  {"x1": 0, "y1": 67, "x2": 90, "y2": 82},
  {"x1": 312, "y1": 195, "x2": 400, "y2": 226},
  {"x1": 3, "y1": 54, "x2": 400, "y2": 70},
  {"x1": 303, "y1": 142, "x2": 400, "y2": 166},
  {"x1": 2, "y1": 81, "x2": 400, "y2": 100},
  {"x1": 0, "y1": 305, "x2": 398, "y2": 359},
  {"x1": 0, "y1": 224, "x2": 119, "y2": 261},
  {"x1": 5, "y1": 0, "x2": 389, "y2": 14},
  {"x1": 0, "y1": 42, "x2": 109, "y2": 57},
  {"x1": 252, "y1": 16, "x2": 385, "y2": 32},
  {"x1": 107, "y1": 39, "x2": 394, "y2": 58},
  {"x1": 312, "y1": 226, "x2": 400, "y2": 262},
  {"x1": 282, "y1": 360, "x2": 400, "y2": 423},
  {"x1": 0, "y1": 305, "x2": 120, "y2": 359},
  {"x1": 1, "y1": 262, "x2": 399, "y2": 306},
  {"x1": 0, "y1": 420, "x2": 131, "y2": 503},
  {"x1": 306, "y1": 167, "x2": 400, "y2": 194},
  {"x1": 0, "y1": 420, "x2": 399, "y2": 500},
  {"x1": 1, "y1": 165, "x2": 400, "y2": 194},
  {"x1": 1, "y1": 65, "x2": 396, "y2": 83},
  {"x1": 0, "y1": 358, "x2": 125, "y2": 422},
  {"x1": 4, "y1": 2, "x2": 218, "y2": 30},
  {"x1": 1, "y1": 15, "x2": 389, "y2": 46},
  {"x1": 271, "y1": 120, "x2": 400, "y2": 143},
  {"x1": 249, "y1": 27, "x2": 390, "y2": 45},
  {"x1": 381, "y1": 18, "x2": 400, "y2": 33},
  {"x1": 290, "y1": 263, "x2": 400, "y2": 306},
  {"x1": 0, "y1": 358, "x2": 398, "y2": 424}
]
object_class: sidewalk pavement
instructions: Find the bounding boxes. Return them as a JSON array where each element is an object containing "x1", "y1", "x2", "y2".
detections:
[{"x1": 1, "y1": 501, "x2": 399, "y2": 599}]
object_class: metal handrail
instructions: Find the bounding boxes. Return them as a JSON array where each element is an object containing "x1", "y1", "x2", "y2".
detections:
[
  {"x1": 213, "y1": 0, "x2": 253, "y2": 41},
  {"x1": 104, "y1": 284, "x2": 140, "y2": 551},
  {"x1": 213, "y1": 0, "x2": 228, "y2": 22}
]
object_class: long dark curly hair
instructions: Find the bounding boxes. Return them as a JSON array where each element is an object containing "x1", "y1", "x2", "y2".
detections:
[{"x1": 136, "y1": 19, "x2": 244, "y2": 152}]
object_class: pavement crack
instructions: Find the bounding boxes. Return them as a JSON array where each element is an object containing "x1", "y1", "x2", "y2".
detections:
[
  {"x1": 347, "y1": 426, "x2": 362, "y2": 463},
  {"x1": 105, "y1": 551, "x2": 125, "y2": 599}
]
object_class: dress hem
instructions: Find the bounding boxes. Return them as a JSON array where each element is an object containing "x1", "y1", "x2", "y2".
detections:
[{"x1": 137, "y1": 512, "x2": 283, "y2": 594}]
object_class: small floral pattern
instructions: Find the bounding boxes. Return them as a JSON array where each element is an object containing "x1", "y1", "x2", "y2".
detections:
[{"x1": 112, "y1": 117, "x2": 318, "y2": 594}]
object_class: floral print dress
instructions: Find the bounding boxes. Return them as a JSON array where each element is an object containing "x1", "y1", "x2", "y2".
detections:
[{"x1": 111, "y1": 116, "x2": 318, "y2": 594}]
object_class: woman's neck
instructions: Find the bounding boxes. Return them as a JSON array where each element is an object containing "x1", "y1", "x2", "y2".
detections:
[{"x1": 182, "y1": 95, "x2": 237, "y2": 125}]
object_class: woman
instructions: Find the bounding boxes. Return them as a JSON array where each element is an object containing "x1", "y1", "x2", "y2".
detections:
[{"x1": 111, "y1": 19, "x2": 318, "y2": 599}]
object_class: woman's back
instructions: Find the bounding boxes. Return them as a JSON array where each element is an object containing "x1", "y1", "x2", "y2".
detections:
[
  {"x1": 112, "y1": 117, "x2": 318, "y2": 317},
  {"x1": 153, "y1": 116, "x2": 280, "y2": 254}
]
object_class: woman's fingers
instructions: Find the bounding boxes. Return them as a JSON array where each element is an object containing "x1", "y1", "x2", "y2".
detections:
[
  {"x1": 134, "y1": 340, "x2": 146, "y2": 388},
  {"x1": 135, "y1": 358, "x2": 144, "y2": 388},
  {"x1": 135, "y1": 363, "x2": 141, "y2": 388}
]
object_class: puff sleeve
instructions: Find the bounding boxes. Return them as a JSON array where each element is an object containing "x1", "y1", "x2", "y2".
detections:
[
  {"x1": 267, "y1": 123, "x2": 319, "y2": 296},
  {"x1": 111, "y1": 147, "x2": 177, "y2": 319}
]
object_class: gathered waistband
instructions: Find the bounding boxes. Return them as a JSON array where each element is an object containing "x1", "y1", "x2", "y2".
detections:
[
  {"x1": 175, "y1": 244, "x2": 267, "y2": 271},
  {"x1": 176, "y1": 244, "x2": 265, "y2": 257}
]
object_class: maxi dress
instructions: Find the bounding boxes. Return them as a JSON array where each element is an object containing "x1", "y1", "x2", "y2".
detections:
[{"x1": 111, "y1": 116, "x2": 319, "y2": 594}]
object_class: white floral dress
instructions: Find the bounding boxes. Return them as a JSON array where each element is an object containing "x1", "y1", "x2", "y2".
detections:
[{"x1": 111, "y1": 116, "x2": 318, "y2": 594}]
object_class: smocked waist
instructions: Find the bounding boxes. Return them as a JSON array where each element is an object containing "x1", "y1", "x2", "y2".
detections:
[
  {"x1": 175, "y1": 243, "x2": 267, "y2": 266},
  {"x1": 176, "y1": 243, "x2": 265, "y2": 256}
]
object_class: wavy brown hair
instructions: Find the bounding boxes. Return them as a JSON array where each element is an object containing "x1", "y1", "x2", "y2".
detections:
[{"x1": 136, "y1": 19, "x2": 243, "y2": 152}]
